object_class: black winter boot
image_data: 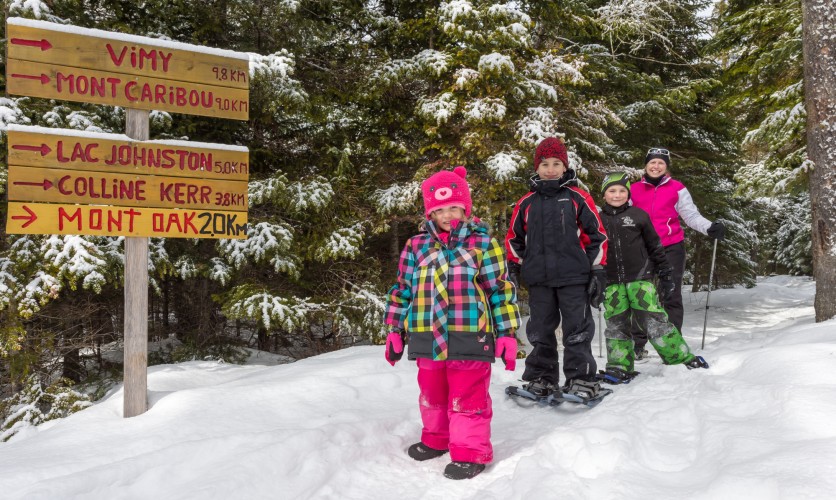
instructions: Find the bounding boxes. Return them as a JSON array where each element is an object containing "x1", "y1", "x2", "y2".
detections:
[
  {"x1": 407, "y1": 442, "x2": 448, "y2": 461},
  {"x1": 565, "y1": 378, "x2": 601, "y2": 399},
  {"x1": 523, "y1": 378, "x2": 557, "y2": 398},
  {"x1": 443, "y1": 461, "x2": 486, "y2": 480}
]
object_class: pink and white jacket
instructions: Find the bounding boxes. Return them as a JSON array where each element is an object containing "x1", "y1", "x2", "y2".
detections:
[{"x1": 630, "y1": 175, "x2": 712, "y2": 247}]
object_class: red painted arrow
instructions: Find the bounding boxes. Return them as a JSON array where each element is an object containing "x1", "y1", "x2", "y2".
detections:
[
  {"x1": 11, "y1": 73, "x2": 50, "y2": 84},
  {"x1": 11, "y1": 206, "x2": 38, "y2": 229},
  {"x1": 12, "y1": 144, "x2": 52, "y2": 156},
  {"x1": 13, "y1": 180, "x2": 53, "y2": 190},
  {"x1": 11, "y1": 38, "x2": 53, "y2": 51}
]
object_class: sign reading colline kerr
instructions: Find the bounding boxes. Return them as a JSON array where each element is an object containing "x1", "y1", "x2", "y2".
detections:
[{"x1": 6, "y1": 18, "x2": 249, "y2": 120}]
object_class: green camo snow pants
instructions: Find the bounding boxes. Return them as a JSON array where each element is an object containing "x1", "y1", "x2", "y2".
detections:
[{"x1": 604, "y1": 280, "x2": 695, "y2": 372}]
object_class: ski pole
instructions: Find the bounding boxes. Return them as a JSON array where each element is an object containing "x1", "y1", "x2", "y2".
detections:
[
  {"x1": 598, "y1": 306, "x2": 603, "y2": 358},
  {"x1": 701, "y1": 238, "x2": 719, "y2": 350}
]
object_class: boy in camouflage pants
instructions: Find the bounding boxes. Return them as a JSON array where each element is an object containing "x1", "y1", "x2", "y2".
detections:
[{"x1": 597, "y1": 173, "x2": 708, "y2": 382}]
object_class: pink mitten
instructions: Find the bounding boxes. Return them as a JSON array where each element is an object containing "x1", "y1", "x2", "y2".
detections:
[
  {"x1": 495, "y1": 336, "x2": 517, "y2": 371},
  {"x1": 385, "y1": 332, "x2": 404, "y2": 366}
]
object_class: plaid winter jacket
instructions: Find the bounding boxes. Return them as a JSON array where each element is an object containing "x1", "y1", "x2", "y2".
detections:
[{"x1": 384, "y1": 219, "x2": 521, "y2": 362}]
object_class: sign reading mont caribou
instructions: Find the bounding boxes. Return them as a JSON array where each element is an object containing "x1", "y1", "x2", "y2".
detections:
[
  {"x1": 5, "y1": 125, "x2": 249, "y2": 239},
  {"x1": 6, "y1": 18, "x2": 249, "y2": 120}
]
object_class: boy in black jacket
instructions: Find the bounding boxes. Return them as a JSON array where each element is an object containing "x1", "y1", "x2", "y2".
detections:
[
  {"x1": 505, "y1": 137, "x2": 608, "y2": 398},
  {"x1": 598, "y1": 173, "x2": 708, "y2": 383}
]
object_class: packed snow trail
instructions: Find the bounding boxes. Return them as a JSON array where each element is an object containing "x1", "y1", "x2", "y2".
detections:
[{"x1": 2, "y1": 277, "x2": 835, "y2": 499}]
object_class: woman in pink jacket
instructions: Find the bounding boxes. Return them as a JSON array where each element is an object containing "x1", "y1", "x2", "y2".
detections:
[{"x1": 629, "y1": 148, "x2": 725, "y2": 356}]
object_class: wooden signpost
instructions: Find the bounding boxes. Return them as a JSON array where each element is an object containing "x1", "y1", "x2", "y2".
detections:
[{"x1": 5, "y1": 17, "x2": 251, "y2": 418}]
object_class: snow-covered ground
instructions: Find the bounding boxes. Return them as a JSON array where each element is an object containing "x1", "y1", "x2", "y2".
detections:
[{"x1": 2, "y1": 276, "x2": 835, "y2": 499}]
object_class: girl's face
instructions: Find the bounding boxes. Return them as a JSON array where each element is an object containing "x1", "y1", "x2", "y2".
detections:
[
  {"x1": 537, "y1": 157, "x2": 566, "y2": 180},
  {"x1": 430, "y1": 206, "x2": 466, "y2": 231},
  {"x1": 604, "y1": 185, "x2": 629, "y2": 207},
  {"x1": 645, "y1": 159, "x2": 668, "y2": 178}
]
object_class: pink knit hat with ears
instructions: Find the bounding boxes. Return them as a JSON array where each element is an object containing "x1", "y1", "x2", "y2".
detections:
[{"x1": 421, "y1": 166, "x2": 472, "y2": 219}]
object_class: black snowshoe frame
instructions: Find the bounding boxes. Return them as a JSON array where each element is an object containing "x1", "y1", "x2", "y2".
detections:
[{"x1": 505, "y1": 384, "x2": 612, "y2": 408}]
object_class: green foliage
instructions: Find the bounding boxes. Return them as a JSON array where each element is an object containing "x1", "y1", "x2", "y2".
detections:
[
  {"x1": 708, "y1": 0, "x2": 810, "y2": 273},
  {"x1": 148, "y1": 340, "x2": 249, "y2": 365},
  {"x1": 0, "y1": 0, "x2": 772, "y2": 402},
  {"x1": 1, "y1": 375, "x2": 92, "y2": 442}
]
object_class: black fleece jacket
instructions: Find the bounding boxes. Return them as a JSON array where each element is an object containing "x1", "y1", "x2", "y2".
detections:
[{"x1": 600, "y1": 202, "x2": 671, "y2": 285}]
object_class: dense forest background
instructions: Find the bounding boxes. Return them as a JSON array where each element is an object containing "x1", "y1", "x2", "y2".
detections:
[{"x1": 0, "y1": 0, "x2": 811, "y2": 419}]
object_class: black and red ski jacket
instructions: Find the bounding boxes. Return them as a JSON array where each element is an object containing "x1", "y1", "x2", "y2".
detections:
[{"x1": 505, "y1": 170, "x2": 608, "y2": 288}]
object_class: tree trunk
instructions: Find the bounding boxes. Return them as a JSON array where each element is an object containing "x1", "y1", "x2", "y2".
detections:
[
  {"x1": 62, "y1": 322, "x2": 84, "y2": 383},
  {"x1": 802, "y1": 0, "x2": 836, "y2": 321},
  {"x1": 162, "y1": 278, "x2": 170, "y2": 334}
]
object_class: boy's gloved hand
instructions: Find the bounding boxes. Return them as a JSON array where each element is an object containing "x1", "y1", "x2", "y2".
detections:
[
  {"x1": 385, "y1": 331, "x2": 405, "y2": 366},
  {"x1": 707, "y1": 221, "x2": 725, "y2": 241},
  {"x1": 507, "y1": 261, "x2": 521, "y2": 289},
  {"x1": 659, "y1": 275, "x2": 676, "y2": 303},
  {"x1": 587, "y1": 266, "x2": 607, "y2": 309},
  {"x1": 495, "y1": 335, "x2": 517, "y2": 371}
]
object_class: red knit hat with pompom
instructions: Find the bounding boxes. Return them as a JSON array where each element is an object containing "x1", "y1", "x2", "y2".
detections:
[
  {"x1": 421, "y1": 166, "x2": 472, "y2": 219},
  {"x1": 534, "y1": 137, "x2": 569, "y2": 170}
]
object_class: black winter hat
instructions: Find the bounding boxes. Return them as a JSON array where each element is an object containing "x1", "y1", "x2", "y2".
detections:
[{"x1": 644, "y1": 147, "x2": 670, "y2": 168}]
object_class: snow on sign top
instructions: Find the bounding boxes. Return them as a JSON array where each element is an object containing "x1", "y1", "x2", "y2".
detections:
[
  {"x1": 6, "y1": 124, "x2": 249, "y2": 152},
  {"x1": 6, "y1": 17, "x2": 250, "y2": 91},
  {"x1": 7, "y1": 18, "x2": 249, "y2": 60}
]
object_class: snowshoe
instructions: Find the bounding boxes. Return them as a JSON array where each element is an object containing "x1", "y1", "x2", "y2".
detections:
[
  {"x1": 685, "y1": 355, "x2": 709, "y2": 370},
  {"x1": 443, "y1": 461, "x2": 486, "y2": 480},
  {"x1": 407, "y1": 442, "x2": 448, "y2": 461},
  {"x1": 634, "y1": 348, "x2": 650, "y2": 364},
  {"x1": 597, "y1": 367, "x2": 640, "y2": 385},
  {"x1": 561, "y1": 379, "x2": 613, "y2": 407},
  {"x1": 506, "y1": 381, "x2": 612, "y2": 409}
]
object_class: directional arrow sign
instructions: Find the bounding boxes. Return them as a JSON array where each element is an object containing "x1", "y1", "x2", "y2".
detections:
[
  {"x1": 10, "y1": 72, "x2": 50, "y2": 84},
  {"x1": 10, "y1": 205, "x2": 38, "y2": 229},
  {"x1": 10, "y1": 37, "x2": 52, "y2": 50},
  {"x1": 6, "y1": 202, "x2": 248, "y2": 239},
  {"x1": 6, "y1": 127, "x2": 249, "y2": 181},
  {"x1": 11, "y1": 143, "x2": 52, "y2": 156},
  {"x1": 11, "y1": 178, "x2": 54, "y2": 190},
  {"x1": 8, "y1": 165, "x2": 248, "y2": 211},
  {"x1": 6, "y1": 59, "x2": 249, "y2": 121},
  {"x1": 7, "y1": 19, "x2": 248, "y2": 90}
]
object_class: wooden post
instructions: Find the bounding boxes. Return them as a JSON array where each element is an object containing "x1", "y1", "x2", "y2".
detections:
[{"x1": 123, "y1": 108, "x2": 149, "y2": 418}]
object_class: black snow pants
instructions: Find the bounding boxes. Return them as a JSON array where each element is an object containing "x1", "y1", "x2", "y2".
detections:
[{"x1": 523, "y1": 284, "x2": 597, "y2": 385}]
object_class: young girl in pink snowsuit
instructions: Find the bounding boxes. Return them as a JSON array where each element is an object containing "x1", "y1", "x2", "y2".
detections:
[{"x1": 383, "y1": 166, "x2": 521, "y2": 480}]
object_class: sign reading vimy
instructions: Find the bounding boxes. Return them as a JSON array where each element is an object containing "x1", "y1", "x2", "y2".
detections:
[
  {"x1": 6, "y1": 18, "x2": 249, "y2": 119},
  {"x1": 5, "y1": 17, "x2": 252, "y2": 418}
]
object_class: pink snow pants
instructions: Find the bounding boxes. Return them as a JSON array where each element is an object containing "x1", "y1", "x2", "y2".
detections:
[{"x1": 416, "y1": 358, "x2": 493, "y2": 464}]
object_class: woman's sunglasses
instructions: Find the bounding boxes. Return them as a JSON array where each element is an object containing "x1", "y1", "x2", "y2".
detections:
[{"x1": 647, "y1": 148, "x2": 670, "y2": 155}]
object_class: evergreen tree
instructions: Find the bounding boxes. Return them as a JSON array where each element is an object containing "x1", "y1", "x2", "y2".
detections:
[{"x1": 709, "y1": 0, "x2": 811, "y2": 275}]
